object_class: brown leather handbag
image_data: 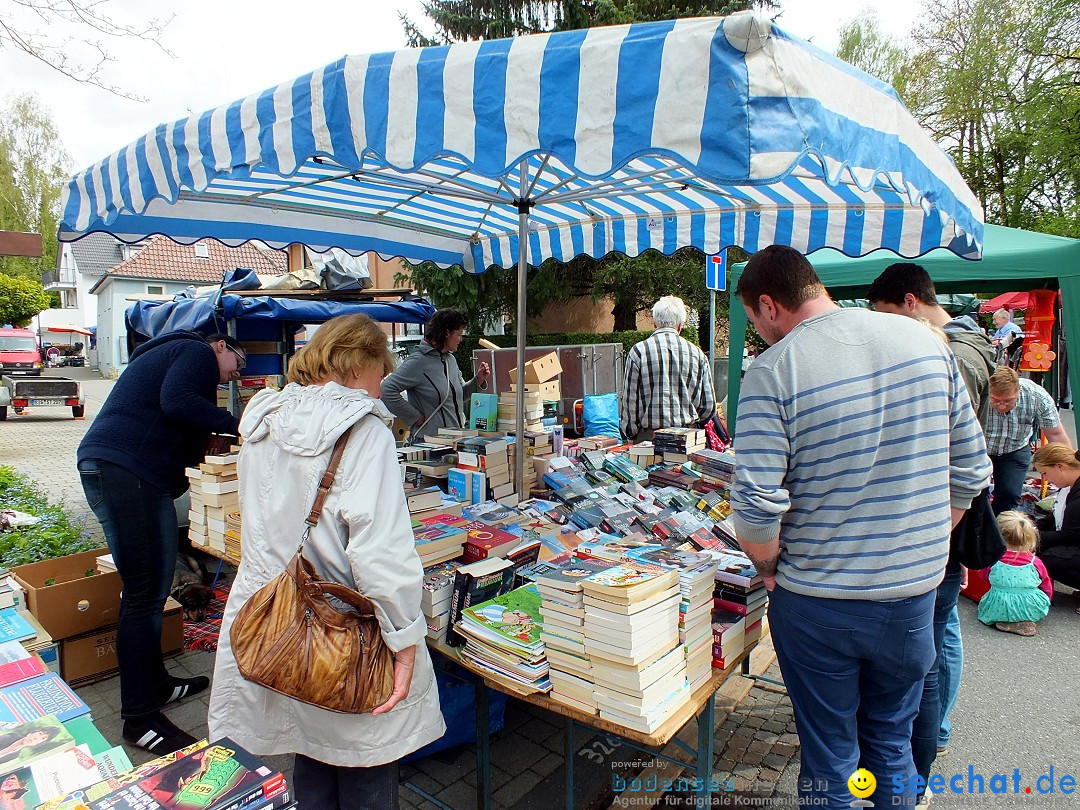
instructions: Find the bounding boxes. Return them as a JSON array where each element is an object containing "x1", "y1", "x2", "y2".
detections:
[{"x1": 230, "y1": 427, "x2": 395, "y2": 713}]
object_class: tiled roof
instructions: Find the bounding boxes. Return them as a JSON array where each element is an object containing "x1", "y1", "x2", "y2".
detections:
[
  {"x1": 68, "y1": 233, "x2": 125, "y2": 277},
  {"x1": 98, "y1": 237, "x2": 288, "y2": 285}
]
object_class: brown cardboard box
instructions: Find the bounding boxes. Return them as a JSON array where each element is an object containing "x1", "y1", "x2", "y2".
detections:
[
  {"x1": 12, "y1": 550, "x2": 123, "y2": 639},
  {"x1": 61, "y1": 598, "x2": 184, "y2": 687},
  {"x1": 508, "y1": 352, "x2": 562, "y2": 385},
  {"x1": 508, "y1": 380, "x2": 561, "y2": 399}
]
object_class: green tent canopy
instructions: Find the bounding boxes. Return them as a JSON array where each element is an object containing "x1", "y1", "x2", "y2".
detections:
[{"x1": 727, "y1": 224, "x2": 1080, "y2": 431}]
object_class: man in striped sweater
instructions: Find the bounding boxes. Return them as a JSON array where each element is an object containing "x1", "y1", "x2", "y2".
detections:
[
  {"x1": 730, "y1": 246, "x2": 991, "y2": 808},
  {"x1": 620, "y1": 295, "x2": 715, "y2": 442}
]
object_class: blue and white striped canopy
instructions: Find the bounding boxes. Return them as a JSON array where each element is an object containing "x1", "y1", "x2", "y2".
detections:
[{"x1": 58, "y1": 12, "x2": 984, "y2": 269}]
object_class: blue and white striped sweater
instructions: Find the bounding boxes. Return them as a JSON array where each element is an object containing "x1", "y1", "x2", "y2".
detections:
[{"x1": 731, "y1": 308, "x2": 992, "y2": 600}]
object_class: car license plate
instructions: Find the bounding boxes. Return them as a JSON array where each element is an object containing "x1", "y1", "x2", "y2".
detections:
[{"x1": 29, "y1": 398, "x2": 64, "y2": 406}]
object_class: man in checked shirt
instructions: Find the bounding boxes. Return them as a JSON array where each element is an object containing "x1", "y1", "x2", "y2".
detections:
[
  {"x1": 986, "y1": 365, "x2": 1071, "y2": 513},
  {"x1": 620, "y1": 295, "x2": 716, "y2": 443}
]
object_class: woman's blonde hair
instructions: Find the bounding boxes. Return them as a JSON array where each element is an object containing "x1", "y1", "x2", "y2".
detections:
[
  {"x1": 286, "y1": 314, "x2": 395, "y2": 386},
  {"x1": 1032, "y1": 442, "x2": 1080, "y2": 470},
  {"x1": 996, "y1": 511, "x2": 1038, "y2": 553}
]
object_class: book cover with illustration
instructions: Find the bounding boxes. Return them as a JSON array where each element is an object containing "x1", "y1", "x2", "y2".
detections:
[
  {"x1": 0, "y1": 715, "x2": 75, "y2": 779},
  {"x1": 0, "y1": 674, "x2": 90, "y2": 729},
  {"x1": 461, "y1": 584, "x2": 544, "y2": 649},
  {"x1": 89, "y1": 737, "x2": 285, "y2": 810},
  {"x1": 39, "y1": 740, "x2": 209, "y2": 810}
]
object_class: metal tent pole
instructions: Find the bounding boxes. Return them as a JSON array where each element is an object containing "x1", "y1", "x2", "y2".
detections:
[{"x1": 514, "y1": 163, "x2": 529, "y2": 498}]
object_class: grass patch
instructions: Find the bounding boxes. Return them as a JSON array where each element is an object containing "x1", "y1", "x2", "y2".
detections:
[{"x1": 0, "y1": 466, "x2": 102, "y2": 567}]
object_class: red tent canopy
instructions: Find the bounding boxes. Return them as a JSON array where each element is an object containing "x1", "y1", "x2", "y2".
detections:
[{"x1": 980, "y1": 291, "x2": 1031, "y2": 313}]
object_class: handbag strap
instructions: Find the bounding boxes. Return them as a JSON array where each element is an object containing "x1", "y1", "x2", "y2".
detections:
[{"x1": 304, "y1": 426, "x2": 354, "y2": 529}]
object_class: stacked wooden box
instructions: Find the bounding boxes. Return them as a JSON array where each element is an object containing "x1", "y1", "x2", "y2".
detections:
[
  {"x1": 501, "y1": 352, "x2": 563, "y2": 433},
  {"x1": 187, "y1": 453, "x2": 240, "y2": 561}
]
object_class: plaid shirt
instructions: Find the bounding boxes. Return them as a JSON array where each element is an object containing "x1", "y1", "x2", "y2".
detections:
[
  {"x1": 621, "y1": 328, "x2": 715, "y2": 438},
  {"x1": 985, "y1": 378, "x2": 1060, "y2": 455}
]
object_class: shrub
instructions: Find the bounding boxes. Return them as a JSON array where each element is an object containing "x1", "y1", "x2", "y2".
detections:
[
  {"x1": 0, "y1": 467, "x2": 102, "y2": 567},
  {"x1": 455, "y1": 327, "x2": 698, "y2": 373}
]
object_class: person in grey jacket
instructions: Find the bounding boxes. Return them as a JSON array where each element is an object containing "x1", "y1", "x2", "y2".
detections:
[{"x1": 381, "y1": 309, "x2": 491, "y2": 441}]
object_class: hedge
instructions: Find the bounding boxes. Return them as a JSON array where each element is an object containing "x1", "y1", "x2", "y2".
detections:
[
  {"x1": 454, "y1": 326, "x2": 698, "y2": 373},
  {"x1": 0, "y1": 467, "x2": 102, "y2": 567}
]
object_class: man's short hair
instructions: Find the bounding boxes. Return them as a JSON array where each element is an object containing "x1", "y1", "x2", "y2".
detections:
[
  {"x1": 735, "y1": 245, "x2": 826, "y2": 312},
  {"x1": 993, "y1": 308, "x2": 1012, "y2": 322},
  {"x1": 866, "y1": 263, "x2": 938, "y2": 307},
  {"x1": 990, "y1": 366, "x2": 1021, "y2": 394},
  {"x1": 205, "y1": 333, "x2": 244, "y2": 352},
  {"x1": 652, "y1": 296, "x2": 687, "y2": 329}
]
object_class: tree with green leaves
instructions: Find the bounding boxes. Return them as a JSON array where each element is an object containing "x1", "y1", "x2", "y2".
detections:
[
  {"x1": 0, "y1": 273, "x2": 50, "y2": 326},
  {"x1": 401, "y1": 0, "x2": 771, "y2": 345},
  {"x1": 838, "y1": 0, "x2": 1080, "y2": 238},
  {"x1": 0, "y1": 93, "x2": 70, "y2": 281}
]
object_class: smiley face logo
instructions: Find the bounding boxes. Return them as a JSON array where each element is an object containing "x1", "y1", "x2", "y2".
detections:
[{"x1": 848, "y1": 769, "x2": 876, "y2": 798}]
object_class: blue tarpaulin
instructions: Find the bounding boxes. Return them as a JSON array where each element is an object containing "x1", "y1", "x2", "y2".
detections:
[{"x1": 126, "y1": 293, "x2": 435, "y2": 341}]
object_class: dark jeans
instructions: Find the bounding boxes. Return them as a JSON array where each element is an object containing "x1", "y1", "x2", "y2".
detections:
[
  {"x1": 990, "y1": 446, "x2": 1031, "y2": 515},
  {"x1": 293, "y1": 754, "x2": 399, "y2": 810},
  {"x1": 1041, "y1": 546, "x2": 1080, "y2": 589},
  {"x1": 910, "y1": 561, "x2": 963, "y2": 794},
  {"x1": 78, "y1": 459, "x2": 177, "y2": 718},
  {"x1": 769, "y1": 585, "x2": 935, "y2": 809}
]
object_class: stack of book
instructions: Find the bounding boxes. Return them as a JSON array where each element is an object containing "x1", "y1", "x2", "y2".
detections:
[
  {"x1": 404, "y1": 484, "x2": 444, "y2": 514},
  {"x1": 711, "y1": 549, "x2": 768, "y2": 668},
  {"x1": 621, "y1": 546, "x2": 718, "y2": 690},
  {"x1": 225, "y1": 510, "x2": 243, "y2": 561},
  {"x1": 187, "y1": 453, "x2": 240, "y2": 555},
  {"x1": 457, "y1": 437, "x2": 514, "y2": 502},
  {"x1": 652, "y1": 428, "x2": 707, "y2": 464},
  {"x1": 628, "y1": 442, "x2": 657, "y2": 468},
  {"x1": 689, "y1": 448, "x2": 737, "y2": 486},
  {"x1": 580, "y1": 566, "x2": 689, "y2": 733},
  {"x1": 456, "y1": 584, "x2": 549, "y2": 692},
  {"x1": 445, "y1": 557, "x2": 516, "y2": 647},
  {"x1": 412, "y1": 513, "x2": 468, "y2": 567},
  {"x1": 421, "y1": 561, "x2": 462, "y2": 642},
  {"x1": 497, "y1": 389, "x2": 545, "y2": 434},
  {"x1": 534, "y1": 558, "x2": 614, "y2": 713}
]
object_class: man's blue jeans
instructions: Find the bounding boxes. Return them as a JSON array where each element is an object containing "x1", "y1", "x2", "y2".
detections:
[
  {"x1": 910, "y1": 561, "x2": 963, "y2": 793},
  {"x1": 990, "y1": 446, "x2": 1031, "y2": 514},
  {"x1": 78, "y1": 459, "x2": 178, "y2": 718},
  {"x1": 938, "y1": 605, "x2": 963, "y2": 748},
  {"x1": 769, "y1": 585, "x2": 936, "y2": 809}
]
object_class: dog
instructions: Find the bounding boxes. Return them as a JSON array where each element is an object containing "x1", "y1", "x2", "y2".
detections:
[{"x1": 171, "y1": 552, "x2": 215, "y2": 622}]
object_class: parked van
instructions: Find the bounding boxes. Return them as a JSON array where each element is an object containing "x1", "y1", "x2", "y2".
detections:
[{"x1": 0, "y1": 328, "x2": 42, "y2": 376}]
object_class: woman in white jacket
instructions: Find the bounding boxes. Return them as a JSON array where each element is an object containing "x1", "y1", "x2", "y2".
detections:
[{"x1": 208, "y1": 314, "x2": 445, "y2": 810}]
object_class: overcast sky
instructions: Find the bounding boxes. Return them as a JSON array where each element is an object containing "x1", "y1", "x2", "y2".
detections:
[{"x1": 2, "y1": 0, "x2": 921, "y2": 171}]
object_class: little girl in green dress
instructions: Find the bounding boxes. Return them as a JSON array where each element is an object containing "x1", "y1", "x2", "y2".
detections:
[{"x1": 979, "y1": 511, "x2": 1053, "y2": 636}]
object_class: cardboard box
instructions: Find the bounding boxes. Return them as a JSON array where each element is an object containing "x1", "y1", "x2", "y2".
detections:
[
  {"x1": 12, "y1": 550, "x2": 123, "y2": 639},
  {"x1": 60, "y1": 598, "x2": 184, "y2": 687},
  {"x1": 509, "y1": 380, "x2": 562, "y2": 400},
  {"x1": 508, "y1": 352, "x2": 562, "y2": 385}
]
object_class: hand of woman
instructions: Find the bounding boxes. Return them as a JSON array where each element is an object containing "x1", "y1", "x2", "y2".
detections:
[
  {"x1": 371, "y1": 644, "x2": 417, "y2": 715},
  {"x1": 477, "y1": 361, "x2": 492, "y2": 388}
]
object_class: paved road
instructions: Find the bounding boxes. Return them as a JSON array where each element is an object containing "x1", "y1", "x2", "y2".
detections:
[{"x1": 0, "y1": 367, "x2": 112, "y2": 536}]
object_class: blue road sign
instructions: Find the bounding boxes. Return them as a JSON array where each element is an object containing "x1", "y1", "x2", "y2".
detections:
[{"x1": 706, "y1": 253, "x2": 727, "y2": 291}]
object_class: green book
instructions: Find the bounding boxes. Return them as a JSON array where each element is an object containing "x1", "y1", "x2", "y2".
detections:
[{"x1": 461, "y1": 584, "x2": 544, "y2": 652}]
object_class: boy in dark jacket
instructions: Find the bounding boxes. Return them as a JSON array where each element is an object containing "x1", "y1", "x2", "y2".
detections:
[{"x1": 77, "y1": 331, "x2": 242, "y2": 753}]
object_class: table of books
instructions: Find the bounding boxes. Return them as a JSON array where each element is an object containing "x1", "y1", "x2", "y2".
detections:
[{"x1": 428, "y1": 640, "x2": 756, "y2": 810}]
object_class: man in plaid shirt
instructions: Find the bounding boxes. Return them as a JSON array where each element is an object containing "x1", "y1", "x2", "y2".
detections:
[
  {"x1": 620, "y1": 296, "x2": 715, "y2": 442},
  {"x1": 986, "y1": 366, "x2": 1071, "y2": 513}
]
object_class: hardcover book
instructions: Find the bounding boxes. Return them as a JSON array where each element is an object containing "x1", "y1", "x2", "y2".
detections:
[{"x1": 0, "y1": 674, "x2": 90, "y2": 729}]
